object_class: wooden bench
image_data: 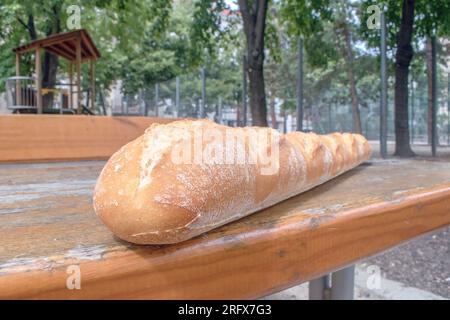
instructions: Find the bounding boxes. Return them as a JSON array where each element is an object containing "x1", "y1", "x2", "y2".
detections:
[
  {"x1": 0, "y1": 115, "x2": 449, "y2": 299},
  {"x1": 1, "y1": 158, "x2": 449, "y2": 299}
]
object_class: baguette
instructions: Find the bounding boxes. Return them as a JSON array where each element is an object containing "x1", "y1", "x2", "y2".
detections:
[{"x1": 93, "y1": 119, "x2": 371, "y2": 244}]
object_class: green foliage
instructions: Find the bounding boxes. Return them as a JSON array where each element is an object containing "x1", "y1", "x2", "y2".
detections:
[
  {"x1": 360, "y1": 0, "x2": 450, "y2": 50},
  {"x1": 115, "y1": 0, "x2": 238, "y2": 94},
  {"x1": 189, "y1": 0, "x2": 228, "y2": 64},
  {"x1": 280, "y1": 0, "x2": 332, "y2": 36}
]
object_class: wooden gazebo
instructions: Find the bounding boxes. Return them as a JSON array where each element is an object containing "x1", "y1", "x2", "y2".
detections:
[{"x1": 12, "y1": 29, "x2": 101, "y2": 114}]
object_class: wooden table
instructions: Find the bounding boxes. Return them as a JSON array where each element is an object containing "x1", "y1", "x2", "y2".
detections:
[{"x1": 0, "y1": 159, "x2": 449, "y2": 299}]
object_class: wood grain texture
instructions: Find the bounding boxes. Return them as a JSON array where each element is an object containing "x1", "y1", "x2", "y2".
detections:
[
  {"x1": 0, "y1": 159, "x2": 449, "y2": 299},
  {"x1": 0, "y1": 115, "x2": 175, "y2": 162}
]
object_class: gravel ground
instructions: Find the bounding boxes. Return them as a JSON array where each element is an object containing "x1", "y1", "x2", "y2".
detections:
[{"x1": 362, "y1": 226, "x2": 450, "y2": 298}]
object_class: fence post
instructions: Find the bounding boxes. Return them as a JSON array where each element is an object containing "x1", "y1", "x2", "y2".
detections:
[
  {"x1": 155, "y1": 83, "x2": 159, "y2": 117},
  {"x1": 143, "y1": 89, "x2": 148, "y2": 116},
  {"x1": 296, "y1": 37, "x2": 304, "y2": 132},
  {"x1": 447, "y1": 73, "x2": 450, "y2": 145},
  {"x1": 200, "y1": 67, "x2": 206, "y2": 118},
  {"x1": 431, "y1": 36, "x2": 437, "y2": 157},
  {"x1": 380, "y1": 11, "x2": 388, "y2": 158},
  {"x1": 242, "y1": 55, "x2": 248, "y2": 126},
  {"x1": 411, "y1": 73, "x2": 415, "y2": 144},
  {"x1": 328, "y1": 103, "x2": 332, "y2": 133},
  {"x1": 218, "y1": 96, "x2": 223, "y2": 124},
  {"x1": 175, "y1": 76, "x2": 180, "y2": 118}
]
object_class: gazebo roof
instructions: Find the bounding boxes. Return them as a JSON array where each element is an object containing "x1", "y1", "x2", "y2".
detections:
[{"x1": 13, "y1": 29, "x2": 101, "y2": 61}]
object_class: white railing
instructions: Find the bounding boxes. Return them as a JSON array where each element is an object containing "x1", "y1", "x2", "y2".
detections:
[
  {"x1": 5, "y1": 76, "x2": 36, "y2": 111},
  {"x1": 5, "y1": 76, "x2": 78, "y2": 113}
]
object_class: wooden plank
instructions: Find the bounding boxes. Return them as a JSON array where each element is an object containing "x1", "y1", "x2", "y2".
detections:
[
  {"x1": 79, "y1": 29, "x2": 101, "y2": 58},
  {"x1": 35, "y1": 48, "x2": 42, "y2": 114},
  {"x1": 80, "y1": 41, "x2": 92, "y2": 60},
  {"x1": 90, "y1": 60, "x2": 95, "y2": 111},
  {"x1": 80, "y1": 31, "x2": 98, "y2": 60},
  {"x1": 69, "y1": 62, "x2": 73, "y2": 109},
  {"x1": 43, "y1": 46, "x2": 73, "y2": 61},
  {"x1": 0, "y1": 159, "x2": 449, "y2": 299},
  {"x1": 58, "y1": 41, "x2": 76, "y2": 60},
  {"x1": 0, "y1": 115, "x2": 175, "y2": 162},
  {"x1": 14, "y1": 36, "x2": 78, "y2": 56},
  {"x1": 75, "y1": 38, "x2": 82, "y2": 113},
  {"x1": 13, "y1": 30, "x2": 100, "y2": 60},
  {"x1": 15, "y1": 53, "x2": 21, "y2": 106}
]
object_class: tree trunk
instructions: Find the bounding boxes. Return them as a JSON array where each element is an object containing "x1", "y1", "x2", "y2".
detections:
[
  {"x1": 43, "y1": 52, "x2": 59, "y2": 88},
  {"x1": 394, "y1": 0, "x2": 415, "y2": 157},
  {"x1": 42, "y1": 7, "x2": 61, "y2": 109},
  {"x1": 27, "y1": 14, "x2": 37, "y2": 40},
  {"x1": 342, "y1": 26, "x2": 362, "y2": 134},
  {"x1": 334, "y1": 9, "x2": 362, "y2": 134},
  {"x1": 238, "y1": 0, "x2": 268, "y2": 127}
]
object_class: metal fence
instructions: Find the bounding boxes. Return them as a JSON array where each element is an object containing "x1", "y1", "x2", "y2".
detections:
[{"x1": 105, "y1": 67, "x2": 450, "y2": 146}]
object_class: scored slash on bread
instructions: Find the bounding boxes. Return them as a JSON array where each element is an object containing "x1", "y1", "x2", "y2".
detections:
[{"x1": 93, "y1": 119, "x2": 372, "y2": 244}]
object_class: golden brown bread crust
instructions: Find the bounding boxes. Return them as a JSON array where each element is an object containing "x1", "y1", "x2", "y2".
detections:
[{"x1": 93, "y1": 119, "x2": 372, "y2": 244}]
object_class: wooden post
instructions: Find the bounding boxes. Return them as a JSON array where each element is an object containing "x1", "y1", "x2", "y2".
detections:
[
  {"x1": 69, "y1": 62, "x2": 73, "y2": 110},
  {"x1": 35, "y1": 48, "x2": 43, "y2": 114},
  {"x1": 76, "y1": 38, "x2": 82, "y2": 114},
  {"x1": 15, "y1": 53, "x2": 21, "y2": 106},
  {"x1": 90, "y1": 59, "x2": 95, "y2": 111}
]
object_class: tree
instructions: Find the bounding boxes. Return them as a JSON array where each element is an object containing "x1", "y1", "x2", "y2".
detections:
[
  {"x1": 393, "y1": 0, "x2": 415, "y2": 156},
  {"x1": 362, "y1": 0, "x2": 450, "y2": 156},
  {"x1": 238, "y1": 0, "x2": 269, "y2": 126}
]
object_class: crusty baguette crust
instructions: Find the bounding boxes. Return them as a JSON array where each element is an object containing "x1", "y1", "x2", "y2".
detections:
[{"x1": 93, "y1": 119, "x2": 371, "y2": 244}]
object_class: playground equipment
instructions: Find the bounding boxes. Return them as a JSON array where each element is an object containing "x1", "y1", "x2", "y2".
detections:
[{"x1": 5, "y1": 29, "x2": 100, "y2": 114}]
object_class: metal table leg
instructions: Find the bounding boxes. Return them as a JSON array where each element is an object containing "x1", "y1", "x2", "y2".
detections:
[
  {"x1": 308, "y1": 265, "x2": 355, "y2": 300},
  {"x1": 331, "y1": 265, "x2": 355, "y2": 300},
  {"x1": 308, "y1": 274, "x2": 331, "y2": 300}
]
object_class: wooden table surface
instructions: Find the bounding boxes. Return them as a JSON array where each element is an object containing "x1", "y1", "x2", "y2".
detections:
[{"x1": 1, "y1": 159, "x2": 449, "y2": 299}]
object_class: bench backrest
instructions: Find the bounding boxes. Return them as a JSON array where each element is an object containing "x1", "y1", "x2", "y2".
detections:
[{"x1": 0, "y1": 114, "x2": 175, "y2": 162}]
